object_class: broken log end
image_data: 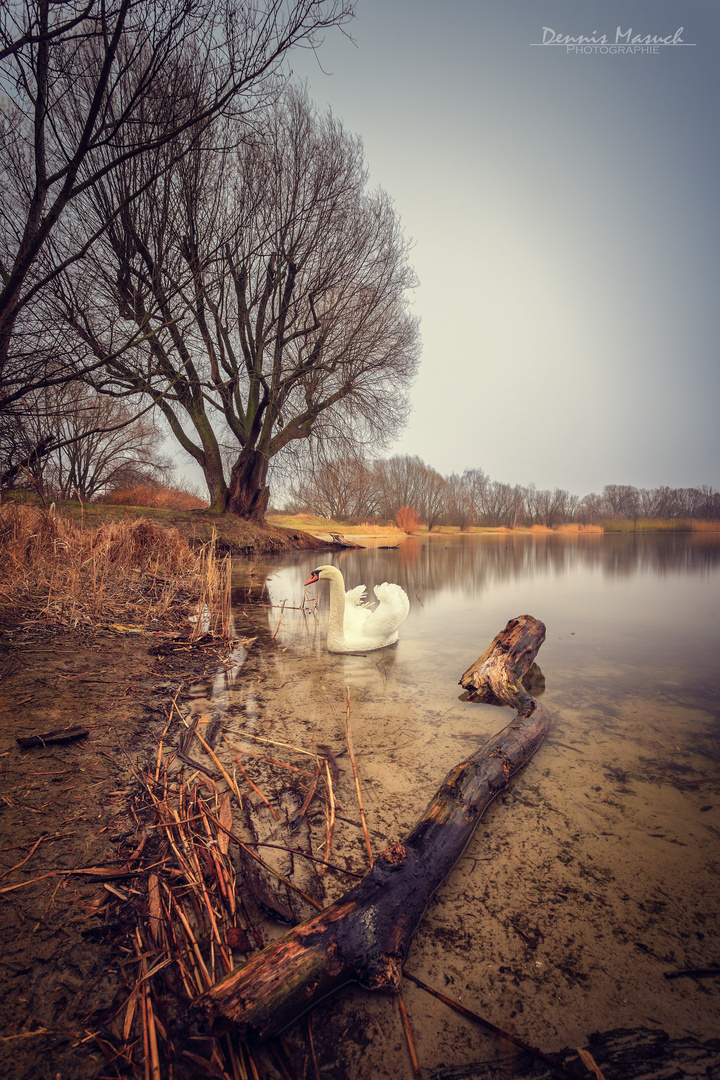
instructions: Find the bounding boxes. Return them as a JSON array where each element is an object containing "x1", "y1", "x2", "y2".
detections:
[{"x1": 460, "y1": 615, "x2": 546, "y2": 705}]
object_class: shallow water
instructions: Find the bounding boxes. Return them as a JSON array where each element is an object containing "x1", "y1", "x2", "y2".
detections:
[{"x1": 190, "y1": 532, "x2": 720, "y2": 1077}]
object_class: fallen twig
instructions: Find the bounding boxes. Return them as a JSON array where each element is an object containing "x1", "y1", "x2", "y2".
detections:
[
  {"x1": 196, "y1": 616, "x2": 550, "y2": 1042},
  {"x1": 402, "y1": 970, "x2": 584, "y2": 1080},
  {"x1": 16, "y1": 725, "x2": 89, "y2": 748}
]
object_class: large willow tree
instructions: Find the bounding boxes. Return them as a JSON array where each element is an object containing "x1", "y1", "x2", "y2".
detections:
[
  {"x1": 0, "y1": 0, "x2": 353, "y2": 419},
  {"x1": 55, "y1": 88, "x2": 421, "y2": 518}
]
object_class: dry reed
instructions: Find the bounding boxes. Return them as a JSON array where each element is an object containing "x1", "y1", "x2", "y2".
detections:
[
  {"x1": 0, "y1": 503, "x2": 231, "y2": 634},
  {"x1": 102, "y1": 706, "x2": 349, "y2": 1079},
  {"x1": 88, "y1": 692, "x2": 570, "y2": 1079},
  {"x1": 190, "y1": 531, "x2": 234, "y2": 640}
]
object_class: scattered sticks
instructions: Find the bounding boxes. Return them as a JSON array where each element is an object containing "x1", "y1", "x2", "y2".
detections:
[{"x1": 83, "y1": 616, "x2": 580, "y2": 1080}]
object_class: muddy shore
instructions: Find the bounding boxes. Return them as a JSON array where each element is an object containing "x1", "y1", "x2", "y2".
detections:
[
  {"x1": 0, "y1": 518, "x2": 332, "y2": 1079},
  {"x1": 0, "y1": 611, "x2": 231, "y2": 1078}
]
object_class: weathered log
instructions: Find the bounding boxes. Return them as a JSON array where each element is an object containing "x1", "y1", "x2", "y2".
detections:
[
  {"x1": 195, "y1": 614, "x2": 549, "y2": 1041},
  {"x1": 329, "y1": 532, "x2": 364, "y2": 548}
]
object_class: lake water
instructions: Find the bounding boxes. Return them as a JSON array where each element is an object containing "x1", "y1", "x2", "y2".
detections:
[{"x1": 191, "y1": 532, "x2": 720, "y2": 1078}]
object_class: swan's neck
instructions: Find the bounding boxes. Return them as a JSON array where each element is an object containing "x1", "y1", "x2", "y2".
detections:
[{"x1": 326, "y1": 572, "x2": 347, "y2": 650}]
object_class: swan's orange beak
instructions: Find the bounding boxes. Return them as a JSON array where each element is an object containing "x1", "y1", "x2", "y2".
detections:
[{"x1": 305, "y1": 570, "x2": 320, "y2": 586}]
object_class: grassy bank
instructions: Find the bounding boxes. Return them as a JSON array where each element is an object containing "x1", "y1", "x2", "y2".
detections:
[
  {"x1": 277, "y1": 518, "x2": 720, "y2": 536},
  {"x1": 2, "y1": 494, "x2": 334, "y2": 553},
  {"x1": 267, "y1": 511, "x2": 407, "y2": 541},
  {"x1": 599, "y1": 517, "x2": 720, "y2": 533},
  {"x1": 0, "y1": 502, "x2": 206, "y2": 632}
]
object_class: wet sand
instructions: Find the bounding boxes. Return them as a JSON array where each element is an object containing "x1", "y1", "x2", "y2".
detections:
[{"x1": 0, "y1": 618, "x2": 228, "y2": 1079}]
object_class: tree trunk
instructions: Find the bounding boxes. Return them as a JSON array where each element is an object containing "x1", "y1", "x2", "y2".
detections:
[
  {"x1": 195, "y1": 615, "x2": 549, "y2": 1042},
  {"x1": 226, "y1": 450, "x2": 270, "y2": 521}
]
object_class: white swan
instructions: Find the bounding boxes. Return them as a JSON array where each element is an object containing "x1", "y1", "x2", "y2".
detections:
[{"x1": 305, "y1": 564, "x2": 410, "y2": 653}]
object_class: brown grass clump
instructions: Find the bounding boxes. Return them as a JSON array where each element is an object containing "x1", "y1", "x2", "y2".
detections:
[
  {"x1": 602, "y1": 517, "x2": 720, "y2": 533},
  {"x1": 0, "y1": 501, "x2": 70, "y2": 569},
  {"x1": 690, "y1": 519, "x2": 720, "y2": 532},
  {"x1": 98, "y1": 482, "x2": 208, "y2": 511},
  {"x1": 0, "y1": 503, "x2": 218, "y2": 631},
  {"x1": 556, "y1": 523, "x2": 604, "y2": 534},
  {"x1": 91, "y1": 518, "x2": 196, "y2": 573},
  {"x1": 269, "y1": 513, "x2": 406, "y2": 539}
]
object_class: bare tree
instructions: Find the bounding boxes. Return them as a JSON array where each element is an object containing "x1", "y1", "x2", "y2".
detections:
[
  {"x1": 578, "y1": 491, "x2": 604, "y2": 524},
  {"x1": 444, "y1": 472, "x2": 475, "y2": 530},
  {"x1": 419, "y1": 464, "x2": 448, "y2": 532},
  {"x1": 479, "y1": 480, "x2": 524, "y2": 527},
  {"x1": 602, "y1": 484, "x2": 641, "y2": 523},
  {"x1": 52, "y1": 88, "x2": 420, "y2": 519},
  {"x1": 286, "y1": 453, "x2": 380, "y2": 520},
  {"x1": 371, "y1": 454, "x2": 448, "y2": 530},
  {"x1": 689, "y1": 485, "x2": 720, "y2": 519},
  {"x1": 0, "y1": 0, "x2": 354, "y2": 416},
  {"x1": 1, "y1": 382, "x2": 168, "y2": 498},
  {"x1": 524, "y1": 485, "x2": 578, "y2": 527},
  {"x1": 373, "y1": 455, "x2": 428, "y2": 521}
]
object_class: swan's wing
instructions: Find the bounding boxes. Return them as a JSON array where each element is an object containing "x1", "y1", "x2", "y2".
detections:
[
  {"x1": 343, "y1": 583, "x2": 372, "y2": 635},
  {"x1": 363, "y1": 582, "x2": 410, "y2": 640},
  {"x1": 344, "y1": 584, "x2": 368, "y2": 608}
]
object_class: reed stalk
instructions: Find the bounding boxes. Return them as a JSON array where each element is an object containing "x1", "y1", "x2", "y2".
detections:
[{"x1": 345, "y1": 687, "x2": 373, "y2": 867}]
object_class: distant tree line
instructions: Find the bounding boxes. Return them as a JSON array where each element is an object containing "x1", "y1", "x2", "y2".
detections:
[{"x1": 282, "y1": 454, "x2": 720, "y2": 526}]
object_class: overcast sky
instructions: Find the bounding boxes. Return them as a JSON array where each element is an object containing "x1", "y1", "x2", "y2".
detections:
[{"x1": 285, "y1": 0, "x2": 720, "y2": 496}]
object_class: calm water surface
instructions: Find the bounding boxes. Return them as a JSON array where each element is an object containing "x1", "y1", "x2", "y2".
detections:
[{"x1": 265, "y1": 530, "x2": 720, "y2": 725}]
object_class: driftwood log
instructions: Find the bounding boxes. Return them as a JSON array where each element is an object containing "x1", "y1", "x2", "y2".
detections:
[
  {"x1": 329, "y1": 532, "x2": 363, "y2": 548},
  {"x1": 195, "y1": 614, "x2": 549, "y2": 1041}
]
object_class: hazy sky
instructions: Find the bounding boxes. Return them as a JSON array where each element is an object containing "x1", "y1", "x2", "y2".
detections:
[{"x1": 286, "y1": 0, "x2": 720, "y2": 496}]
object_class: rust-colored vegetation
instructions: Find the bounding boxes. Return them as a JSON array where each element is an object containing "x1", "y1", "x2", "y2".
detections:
[
  {"x1": 394, "y1": 506, "x2": 421, "y2": 533},
  {"x1": 96, "y1": 481, "x2": 208, "y2": 511},
  {"x1": 0, "y1": 503, "x2": 206, "y2": 629}
]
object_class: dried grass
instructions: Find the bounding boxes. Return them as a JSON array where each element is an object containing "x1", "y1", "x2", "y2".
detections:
[
  {"x1": 97, "y1": 483, "x2": 208, "y2": 511},
  {"x1": 101, "y1": 693, "x2": 557, "y2": 1080},
  {"x1": 602, "y1": 517, "x2": 720, "y2": 533},
  {"x1": 190, "y1": 531, "x2": 233, "y2": 640},
  {"x1": 0, "y1": 503, "x2": 230, "y2": 633},
  {"x1": 556, "y1": 523, "x2": 604, "y2": 534},
  {"x1": 102, "y1": 711, "x2": 349, "y2": 1079},
  {"x1": 268, "y1": 513, "x2": 406, "y2": 539}
]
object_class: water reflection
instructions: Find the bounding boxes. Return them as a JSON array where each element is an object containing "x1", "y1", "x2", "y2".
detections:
[
  {"x1": 254, "y1": 534, "x2": 720, "y2": 700},
  {"x1": 327, "y1": 531, "x2": 720, "y2": 602}
]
